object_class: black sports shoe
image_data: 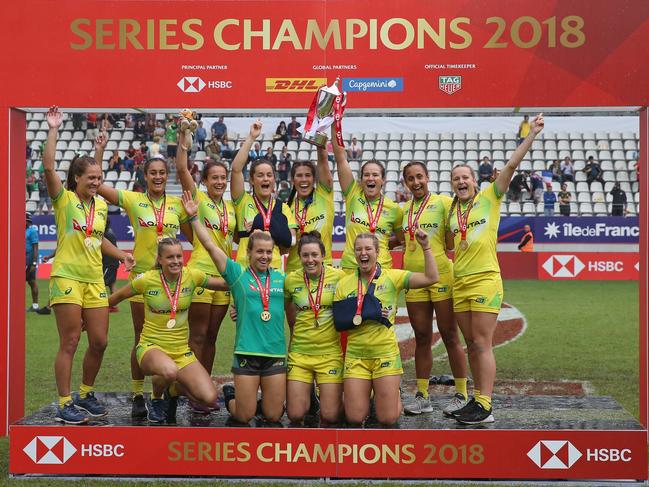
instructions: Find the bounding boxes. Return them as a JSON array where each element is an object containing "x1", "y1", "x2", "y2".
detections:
[
  {"x1": 222, "y1": 383, "x2": 235, "y2": 413},
  {"x1": 131, "y1": 394, "x2": 147, "y2": 418},
  {"x1": 454, "y1": 400, "x2": 494, "y2": 425},
  {"x1": 448, "y1": 397, "x2": 475, "y2": 418},
  {"x1": 164, "y1": 388, "x2": 178, "y2": 424},
  {"x1": 36, "y1": 306, "x2": 52, "y2": 315}
]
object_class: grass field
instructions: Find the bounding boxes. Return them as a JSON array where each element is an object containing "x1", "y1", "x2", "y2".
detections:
[{"x1": 0, "y1": 278, "x2": 640, "y2": 485}]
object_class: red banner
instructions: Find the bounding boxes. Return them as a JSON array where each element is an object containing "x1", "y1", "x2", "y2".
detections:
[
  {"x1": 1, "y1": 0, "x2": 648, "y2": 108},
  {"x1": 538, "y1": 252, "x2": 640, "y2": 280},
  {"x1": 9, "y1": 425, "x2": 647, "y2": 480}
]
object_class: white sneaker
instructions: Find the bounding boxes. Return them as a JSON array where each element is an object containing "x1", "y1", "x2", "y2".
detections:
[
  {"x1": 443, "y1": 393, "x2": 469, "y2": 417},
  {"x1": 403, "y1": 392, "x2": 434, "y2": 415}
]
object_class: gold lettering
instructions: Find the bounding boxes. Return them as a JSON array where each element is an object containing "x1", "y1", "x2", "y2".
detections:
[
  {"x1": 119, "y1": 19, "x2": 142, "y2": 50},
  {"x1": 380, "y1": 18, "x2": 414, "y2": 50},
  {"x1": 275, "y1": 442, "x2": 291, "y2": 462},
  {"x1": 304, "y1": 19, "x2": 341, "y2": 50},
  {"x1": 511, "y1": 16, "x2": 541, "y2": 48},
  {"x1": 449, "y1": 17, "x2": 471, "y2": 49},
  {"x1": 182, "y1": 19, "x2": 204, "y2": 50},
  {"x1": 96, "y1": 19, "x2": 115, "y2": 50},
  {"x1": 159, "y1": 19, "x2": 179, "y2": 49},
  {"x1": 197, "y1": 442, "x2": 213, "y2": 462},
  {"x1": 183, "y1": 442, "x2": 196, "y2": 461},
  {"x1": 272, "y1": 19, "x2": 302, "y2": 50},
  {"x1": 223, "y1": 442, "x2": 237, "y2": 462},
  {"x1": 359, "y1": 444, "x2": 381, "y2": 464},
  {"x1": 147, "y1": 19, "x2": 155, "y2": 49},
  {"x1": 345, "y1": 19, "x2": 367, "y2": 49},
  {"x1": 293, "y1": 443, "x2": 311, "y2": 462},
  {"x1": 312, "y1": 444, "x2": 335, "y2": 463},
  {"x1": 257, "y1": 442, "x2": 273, "y2": 463},
  {"x1": 369, "y1": 19, "x2": 378, "y2": 49},
  {"x1": 237, "y1": 442, "x2": 251, "y2": 462},
  {"x1": 243, "y1": 19, "x2": 270, "y2": 50},
  {"x1": 70, "y1": 19, "x2": 92, "y2": 50},
  {"x1": 402, "y1": 444, "x2": 416, "y2": 464},
  {"x1": 383, "y1": 444, "x2": 400, "y2": 464},
  {"x1": 168, "y1": 441, "x2": 181, "y2": 462},
  {"x1": 338, "y1": 443, "x2": 353, "y2": 462},
  {"x1": 417, "y1": 18, "x2": 445, "y2": 49},
  {"x1": 214, "y1": 19, "x2": 240, "y2": 50}
]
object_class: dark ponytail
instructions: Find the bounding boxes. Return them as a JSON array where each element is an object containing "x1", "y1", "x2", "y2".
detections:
[{"x1": 66, "y1": 155, "x2": 100, "y2": 191}]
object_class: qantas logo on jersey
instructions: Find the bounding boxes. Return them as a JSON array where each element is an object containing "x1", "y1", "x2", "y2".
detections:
[
  {"x1": 137, "y1": 217, "x2": 179, "y2": 230},
  {"x1": 71, "y1": 219, "x2": 104, "y2": 239},
  {"x1": 302, "y1": 214, "x2": 325, "y2": 226},
  {"x1": 202, "y1": 217, "x2": 231, "y2": 235},
  {"x1": 249, "y1": 283, "x2": 283, "y2": 294},
  {"x1": 349, "y1": 212, "x2": 388, "y2": 235},
  {"x1": 451, "y1": 218, "x2": 486, "y2": 234},
  {"x1": 404, "y1": 222, "x2": 439, "y2": 233}
]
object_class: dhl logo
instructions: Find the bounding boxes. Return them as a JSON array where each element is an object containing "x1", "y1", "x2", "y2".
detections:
[{"x1": 265, "y1": 78, "x2": 327, "y2": 92}]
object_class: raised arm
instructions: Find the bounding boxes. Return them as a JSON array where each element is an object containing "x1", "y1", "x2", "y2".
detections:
[
  {"x1": 182, "y1": 190, "x2": 228, "y2": 274},
  {"x1": 495, "y1": 113, "x2": 544, "y2": 196},
  {"x1": 331, "y1": 125, "x2": 354, "y2": 193},
  {"x1": 407, "y1": 228, "x2": 439, "y2": 288},
  {"x1": 43, "y1": 106, "x2": 64, "y2": 198},
  {"x1": 94, "y1": 130, "x2": 120, "y2": 205},
  {"x1": 231, "y1": 120, "x2": 262, "y2": 201},
  {"x1": 175, "y1": 130, "x2": 197, "y2": 194},
  {"x1": 316, "y1": 146, "x2": 333, "y2": 189}
]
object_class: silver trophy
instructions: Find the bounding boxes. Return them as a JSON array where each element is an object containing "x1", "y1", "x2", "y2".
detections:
[{"x1": 302, "y1": 77, "x2": 346, "y2": 148}]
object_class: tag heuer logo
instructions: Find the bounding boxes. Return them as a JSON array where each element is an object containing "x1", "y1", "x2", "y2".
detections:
[
  {"x1": 439, "y1": 75, "x2": 462, "y2": 95},
  {"x1": 177, "y1": 77, "x2": 206, "y2": 93},
  {"x1": 527, "y1": 440, "x2": 582, "y2": 469},
  {"x1": 23, "y1": 436, "x2": 77, "y2": 464}
]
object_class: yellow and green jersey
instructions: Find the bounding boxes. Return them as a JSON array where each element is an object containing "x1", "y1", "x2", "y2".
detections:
[
  {"x1": 233, "y1": 193, "x2": 297, "y2": 269},
  {"x1": 402, "y1": 193, "x2": 452, "y2": 275},
  {"x1": 341, "y1": 180, "x2": 403, "y2": 270},
  {"x1": 186, "y1": 190, "x2": 236, "y2": 277},
  {"x1": 333, "y1": 268, "x2": 411, "y2": 358},
  {"x1": 51, "y1": 189, "x2": 107, "y2": 283},
  {"x1": 131, "y1": 267, "x2": 208, "y2": 352},
  {"x1": 118, "y1": 191, "x2": 188, "y2": 274},
  {"x1": 285, "y1": 184, "x2": 335, "y2": 273},
  {"x1": 447, "y1": 182, "x2": 504, "y2": 277},
  {"x1": 284, "y1": 266, "x2": 345, "y2": 355}
]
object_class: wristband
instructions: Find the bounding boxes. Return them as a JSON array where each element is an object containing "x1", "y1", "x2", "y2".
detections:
[{"x1": 189, "y1": 215, "x2": 198, "y2": 222}]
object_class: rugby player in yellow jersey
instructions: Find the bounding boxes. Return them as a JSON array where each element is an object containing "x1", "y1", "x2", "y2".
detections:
[
  {"x1": 175, "y1": 130, "x2": 236, "y2": 413},
  {"x1": 331, "y1": 127, "x2": 404, "y2": 271},
  {"x1": 284, "y1": 231, "x2": 346, "y2": 425},
  {"x1": 446, "y1": 113, "x2": 544, "y2": 425},
  {"x1": 108, "y1": 238, "x2": 228, "y2": 423},
  {"x1": 397, "y1": 161, "x2": 468, "y2": 417},
  {"x1": 94, "y1": 132, "x2": 192, "y2": 418},
  {"x1": 44, "y1": 106, "x2": 135, "y2": 424},
  {"x1": 230, "y1": 120, "x2": 297, "y2": 269},
  {"x1": 333, "y1": 231, "x2": 438, "y2": 426}
]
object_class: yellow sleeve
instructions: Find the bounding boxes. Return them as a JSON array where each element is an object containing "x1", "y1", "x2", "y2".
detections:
[
  {"x1": 52, "y1": 188, "x2": 69, "y2": 209},
  {"x1": 130, "y1": 271, "x2": 149, "y2": 294},
  {"x1": 282, "y1": 202, "x2": 297, "y2": 229},
  {"x1": 117, "y1": 190, "x2": 136, "y2": 212},
  {"x1": 343, "y1": 179, "x2": 360, "y2": 200},
  {"x1": 189, "y1": 267, "x2": 208, "y2": 288},
  {"x1": 393, "y1": 203, "x2": 404, "y2": 232},
  {"x1": 391, "y1": 269, "x2": 411, "y2": 291}
]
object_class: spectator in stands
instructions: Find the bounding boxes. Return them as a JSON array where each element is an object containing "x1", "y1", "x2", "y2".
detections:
[
  {"x1": 288, "y1": 116, "x2": 301, "y2": 141},
  {"x1": 219, "y1": 134, "x2": 233, "y2": 160},
  {"x1": 529, "y1": 171, "x2": 544, "y2": 204},
  {"x1": 133, "y1": 120, "x2": 146, "y2": 141},
  {"x1": 26, "y1": 170, "x2": 38, "y2": 195},
  {"x1": 26, "y1": 143, "x2": 33, "y2": 164},
  {"x1": 124, "y1": 114, "x2": 134, "y2": 129},
  {"x1": 149, "y1": 136, "x2": 161, "y2": 158},
  {"x1": 277, "y1": 146, "x2": 292, "y2": 184},
  {"x1": 609, "y1": 182, "x2": 627, "y2": 216},
  {"x1": 165, "y1": 116, "x2": 178, "y2": 160},
  {"x1": 558, "y1": 183, "x2": 571, "y2": 216},
  {"x1": 144, "y1": 114, "x2": 156, "y2": 141},
  {"x1": 25, "y1": 212, "x2": 40, "y2": 312},
  {"x1": 560, "y1": 156, "x2": 574, "y2": 182},
  {"x1": 153, "y1": 121, "x2": 165, "y2": 139},
  {"x1": 86, "y1": 112, "x2": 98, "y2": 140},
  {"x1": 210, "y1": 117, "x2": 227, "y2": 141},
  {"x1": 508, "y1": 171, "x2": 529, "y2": 202},
  {"x1": 273, "y1": 121, "x2": 289, "y2": 144},
  {"x1": 548, "y1": 159, "x2": 562, "y2": 182},
  {"x1": 583, "y1": 156, "x2": 604, "y2": 186},
  {"x1": 249, "y1": 142, "x2": 261, "y2": 162},
  {"x1": 517, "y1": 224, "x2": 534, "y2": 252},
  {"x1": 346, "y1": 137, "x2": 363, "y2": 161},
  {"x1": 277, "y1": 180, "x2": 291, "y2": 202},
  {"x1": 478, "y1": 156, "x2": 493, "y2": 183},
  {"x1": 263, "y1": 146, "x2": 278, "y2": 169},
  {"x1": 107, "y1": 152, "x2": 121, "y2": 172},
  {"x1": 196, "y1": 120, "x2": 207, "y2": 150},
  {"x1": 72, "y1": 113, "x2": 84, "y2": 131},
  {"x1": 37, "y1": 175, "x2": 51, "y2": 214},
  {"x1": 517, "y1": 115, "x2": 530, "y2": 145},
  {"x1": 133, "y1": 164, "x2": 146, "y2": 192},
  {"x1": 100, "y1": 113, "x2": 115, "y2": 131},
  {"x1": 205, "y1": 139, "x2": 221, "y2": 161},
  {"x1": 543, "y1": 184, "x2": 556, "y2": 216},
  {"x1": 121, "y1": 153, "x2": 135, "y2": 173},
  {"x1": 395, "y1": 177, "x2": 411, "y2": 203}
]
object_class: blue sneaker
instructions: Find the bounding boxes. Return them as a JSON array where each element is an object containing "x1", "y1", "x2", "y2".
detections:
[
  {"x1": 55, "y1": 400, "x2": 89, "y2": 424},
  {"x1": 73, "y1": 392, "x2": 107, "y2": 417},
  {"x1": 146, "y1": 398, "x2": 167, "y2": 423}
]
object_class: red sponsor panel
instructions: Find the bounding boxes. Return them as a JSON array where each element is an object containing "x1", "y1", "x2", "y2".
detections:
[
  {"x1": 538, "y1": 253, "x2": 639, "y2": 281},
  {"x1": 10, "y1": 426, "x2": 648, "y2": 480},
  {"x1": 499, "y1": 252, "x2": 538, "y2": 279}
]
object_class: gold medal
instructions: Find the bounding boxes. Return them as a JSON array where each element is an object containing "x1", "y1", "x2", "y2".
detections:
[
  {"x1": 352, "y1": 314, "x2": 362, "y2": 326},
  {"x1": 459, "y1": 240, "x2": 469, "y2": 250},
  {"x1": 84, "y1": 237, "x2": 93, "y2": 248},
  {"x1": 408, "y1": 241, "x2": 416, "y2": 251},
  {"x1": 166, "y1": 318, "x2": 176, "y2": 329},
  {"x1": 261, "y1": 310, "x2": 272, "y2": 322}
]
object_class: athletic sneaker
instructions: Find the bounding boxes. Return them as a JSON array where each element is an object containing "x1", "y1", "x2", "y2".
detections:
[
  {"x1": 442, "y1": 393, "x2": 469, "y2": 417},
  {"x1": 164, "y1": 388, "x2": 178, "y2": 424},
  {"x1": 55, "y1": 400, "x2": 88, "y2": 424},
  {"x1": 73, "y1": 392, "x2": 107, "y2": 417},
  {"x1": 403, "y1": 392, "x2": 434, "y2": 415},
  {"x1": 222, "y1": 383, "x2": 235, "y2": 414},
  {"x1": 447, "y1": 397, "x2": 475, "y2": 418},
  {"x1": 146, "y1": 398, "x2": 167, "y2": 423},
  {"x1": 36, "y1": 306, "x2": 51, "y2": 315},
  {"x1": 454, "y1": 400, "x2": 494, "y2": 425},
  {"x1": 131, "y1": 394, "x2": 147, "y2": 418}
]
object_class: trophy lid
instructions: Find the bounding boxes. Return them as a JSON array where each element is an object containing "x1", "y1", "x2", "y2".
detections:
[{"x1": 321, "y1": 77, "x2": 342, "y2": 96}]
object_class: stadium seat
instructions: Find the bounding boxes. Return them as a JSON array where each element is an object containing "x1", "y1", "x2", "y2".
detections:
[
  {"x1": 508, "y1": 202, "x2": 522, "y2": 215},
  {"x1": 105, "y1": 170, "x2": 118, "y2": 182},
  {"x1": 26, "y1": 201, "x2": 38, "y2": 212},
  {"x1": 579, "y1": 202, "x2": 593, "y2": 215},
  {"x1": 577, "y1": 192, "x2": 591, "y2": 203},
  {"x1": 522, "y1": 202, "x2": 536, "y2": 215},
  {"x1": 593, "y1": 203, "x2": 607, "y2": 215},
  {"x1": 414, "y1": 132, "x2": 428, "y2": 141},
  {"x1": 119, "y1": 171, "x2": 132, "y2": 181},
  {"x1": 590, "y1": 182, "x2": 603, "y2": 193},
  {"x1": 115, "y1": 181, "x2": 128, "y2": 190}
]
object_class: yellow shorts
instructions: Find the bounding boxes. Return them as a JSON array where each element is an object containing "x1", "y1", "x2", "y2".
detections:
[
  {"x1": 192, "y1": 286, "x2": 231, "y2": 306},
  {"x1": 128, "y1": 272, "x2": 145, "y2": 304},
  {"x1": 405, "y1": 271, "x2": 453, "y2": 303},
  {"x1": 453, "y1": 271, "x2": 503, "y2": 314},
  {"x1": 343, "y1": 354, "x2": 403, "y2": 380},
  {"x1": 49, "y1": 277, "x2": 108, "y2": 308},
  {"x1": 287, "y1": 352, "x2": 344, "y2": 384},
  {"x1": 135, "y1": 342, "x2": 197, "y2": 370}
]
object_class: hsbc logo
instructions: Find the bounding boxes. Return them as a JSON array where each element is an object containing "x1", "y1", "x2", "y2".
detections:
[
  {"x1": 177, "y1": 77, "x2": 206, "y2": 93},
  {"x1": 23, "y1": 436, "x2": 77, "y2": 464},
  {"x1": 527, "y1": 440, "x2": 582, "y2": 469},
  {"x1": 542, "y1": 255, "x2": 584, "y2": 278}
]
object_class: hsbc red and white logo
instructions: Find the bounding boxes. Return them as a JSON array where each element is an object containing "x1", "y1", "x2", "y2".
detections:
[
  {"x1": 23, "y1": 436, "x2": 77, "y2": 464},
  {"x1": 542, "y1": 255, "x2": 584, "y2": 278},
  {"x1": 527, "y1": 440, "x2": 582, "y2": 469},
  {"x1": 177, "y1": 76, "x2": 206, "y2": 93}
]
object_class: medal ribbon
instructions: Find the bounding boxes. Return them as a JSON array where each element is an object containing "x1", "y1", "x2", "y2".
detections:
[
  {"x1": 408, "y1": 193, "x2": 431, "y2": 241},
  {"x1": 78, "y1": 195, "x2": 96, "y2": 240},
  {"x1": 303, "y1": 267, "x2": 325, "y2": 322},
  {"x1": 148, "y1": 193, "x2": 166, "y2": 238},
  {"x1": 249, "y1": 267, "x2": 271, "y2": 313},
  {"x1": 303, "y1": 87, "x2": 321, "y2": 134},
  {"x1": 160, "y1": 268, "x2": 182, "y2": 320},
  {"x1": 456, "y1": 196, "x2": 476, "y2": 244},
  {"x1": 212, "y1": 198, "x2": 228, "y2": 237},
  {"x1": 252, "y1": 194, "x2": 274, "y2": 231},
  {"x1": 355, "y1": 265, "x2": 379, "y2": 318},
  {"x1": 333, "y1": 93, "x2": 347, "y2": 148},
  {"x1": 365, "y1": 195, "x2": 384, "y2": 234},
  {"x1": 294, "y1": 198, "x2": 309, "y2": 234}
]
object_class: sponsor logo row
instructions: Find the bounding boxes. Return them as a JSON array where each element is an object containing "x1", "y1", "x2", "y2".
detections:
[{"x1": 539, "y1": 253, "x2": 639, "y2": 280}]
